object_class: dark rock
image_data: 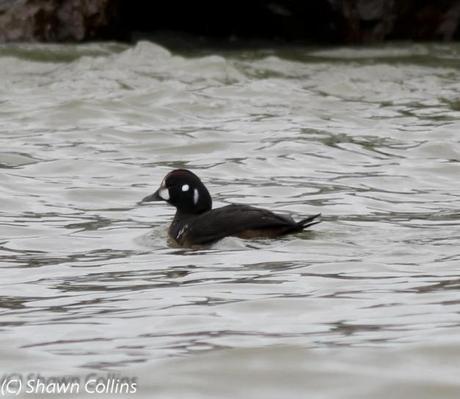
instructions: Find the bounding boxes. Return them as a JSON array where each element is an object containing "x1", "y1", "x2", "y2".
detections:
[
  {"x1": 340, "y1": 0, "x2": 460, "y2": 42},
  {"x1": 0, "y1": 0, "x2": 119, "y2": 42}
]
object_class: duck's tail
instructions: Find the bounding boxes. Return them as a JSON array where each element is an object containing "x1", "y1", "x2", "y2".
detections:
[{"x1": 296, "y1": 213, "x2": 322, "y2": 230}]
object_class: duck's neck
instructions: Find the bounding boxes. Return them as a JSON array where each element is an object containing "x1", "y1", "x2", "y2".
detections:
[{"x1": 172, "y1": 210, "x2": 196, "y2": 224}]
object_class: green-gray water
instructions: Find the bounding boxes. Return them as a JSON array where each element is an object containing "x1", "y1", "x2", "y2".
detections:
[{"x1": 1, "y1": 41, "x2": 460, "y2": 398}]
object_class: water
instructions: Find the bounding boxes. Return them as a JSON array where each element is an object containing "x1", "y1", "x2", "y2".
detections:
[{"x1": 1, "y1": 40, "x2": 460, "y2": 398}]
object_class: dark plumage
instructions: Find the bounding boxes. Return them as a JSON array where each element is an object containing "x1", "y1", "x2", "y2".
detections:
[{"x1": 142, "y1": 169, "x2": 321, "y2": 246}]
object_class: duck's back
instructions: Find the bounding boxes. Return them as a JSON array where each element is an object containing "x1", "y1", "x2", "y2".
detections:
[{"x1": 174, "y1": 204, "x2": 317, "y2": 246}]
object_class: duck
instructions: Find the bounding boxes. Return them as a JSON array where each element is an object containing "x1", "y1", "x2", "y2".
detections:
[{"x1": 142, "y1": 169, "x2": 321, "y2": 246}]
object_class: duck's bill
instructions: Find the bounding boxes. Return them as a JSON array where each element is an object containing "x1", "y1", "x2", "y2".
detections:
[{"x1": 141, "y1": 189, "x2": 162, "y2": 202}]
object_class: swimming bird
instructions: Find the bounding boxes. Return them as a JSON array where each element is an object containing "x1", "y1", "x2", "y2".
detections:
[{"x1": 142, "y1": 169, "x2": 321, "y2": 246}]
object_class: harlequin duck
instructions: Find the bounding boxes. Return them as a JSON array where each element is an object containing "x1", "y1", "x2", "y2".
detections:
[{"x1": 142, "y1": 169, "x2": 321, "y2": 246}]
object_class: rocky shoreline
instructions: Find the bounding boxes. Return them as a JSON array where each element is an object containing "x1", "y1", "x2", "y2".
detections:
[{"x1": 1, "y1": 0, "x2": 459, "y2": 43}]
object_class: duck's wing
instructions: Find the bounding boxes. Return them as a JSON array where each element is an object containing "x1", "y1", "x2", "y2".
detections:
[{"x1": 183, "y1": 204, "x2": 318, "y2": 245}]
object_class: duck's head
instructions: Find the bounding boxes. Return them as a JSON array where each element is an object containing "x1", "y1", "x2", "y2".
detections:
[{"x1": 142, "y1": 169, "x2": 212, "y2": 214}]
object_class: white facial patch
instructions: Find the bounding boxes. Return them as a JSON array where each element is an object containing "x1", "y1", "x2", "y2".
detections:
[
  {"x1": 181, "y1": 184, "x2": 189, "y2": 192},
  {"x1": 159, "y1": 188, "x2": 170, "y2": 200},
  {"x1": 193, "y1": 188, "x2": 199, "y2": 205}
]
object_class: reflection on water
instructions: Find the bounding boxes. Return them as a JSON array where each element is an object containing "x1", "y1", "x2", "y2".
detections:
[{"x1": 1, "y1": 41, "x2": 460, "y2": 397}]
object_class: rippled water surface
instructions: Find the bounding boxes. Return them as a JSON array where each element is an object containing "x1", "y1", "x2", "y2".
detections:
[{"x1": 1, "y1": 41, "x2": 460, "y2": 398}]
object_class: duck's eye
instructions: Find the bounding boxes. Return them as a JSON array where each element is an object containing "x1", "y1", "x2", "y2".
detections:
[{"x1": 181, "y1": 184, "x2": 190, "y2": 192}]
